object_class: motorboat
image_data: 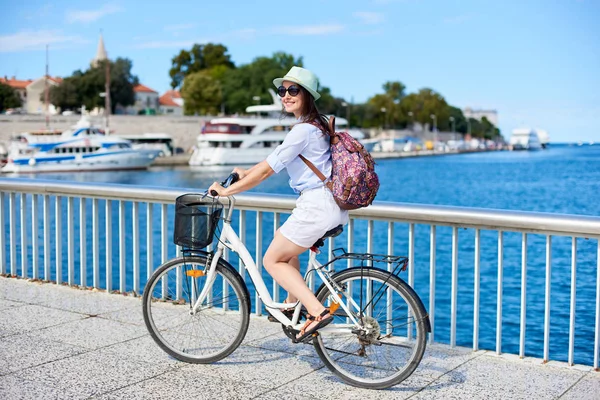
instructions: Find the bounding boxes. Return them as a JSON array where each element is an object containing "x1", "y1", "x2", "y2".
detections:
[
  {"x1": 188, "y1": 90, "x2": 365, "y2": 166},
  {"x1": 509, "y1": 128, "x2": 542, "y2": 151},
  {"x1": 118, "y1": 132, "x2": 175, "y2": 157},
  {"x1": 2, "y1": 116, "x2": 161, "y2": 173}
]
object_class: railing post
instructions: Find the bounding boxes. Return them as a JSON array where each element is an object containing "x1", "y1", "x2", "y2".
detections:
[
  {"x1": 496, "y1": 231, "x2": 504, "y2": 355},
  {"x1": 106, "y1": 200, "x2": 112, "y2": 292},
  {"x1": 569, "y1": 237, "x2": 577, "y2": 366},
  {"x1": 119, "y1": 201, "x2": 126, "y2": 293},
  {"x1": 473, "y1": 229, "x2": 481, "y2": 351},
  {"x1": 543, "y1": 235, "x2": 552, "y2": 363},
  {"x1": 92, "y1": 199, "x2": 99, "y2": 288},
  {"x1": 133, "y1": 201, "x2": 140, "y2": 294},
  {"x1": 0, "y1": 193, "x2": 5, "y2": 275},
  {"x1": 520, "y1": 233, "x2": 527, "y2": 358},
  {"x1": 20, "y1": 194, "x2": 28, "y2": 279},
  {"x1": 67, "y1": 197, "x2": 74, "y2": 285},
  {"x1": 80, "y1": 198, "x2": 87, "y2": 287},
  {"x1": 595, "y1": 240, "x2": 600, "y2": 370},
  {"x1": 451, "y1": 226, "x2": 458, "y2": 347},
  {"x1": 146, "y1": 203, "x2": 153, "y2": 280},
  {"x1": 43, "y1": 195, "x2": 50, "y2": 281},
  {"x1": 255, "y1": 211, "x2": 263, "y2": 315},
  {"x1": 55, "y1": 196, "x2": 62, "y2": 284},
  {"x1": 31, "y1": 194, "x2": 39, "y2": 280},
  {"x1": 429, "y1": 225, "x2": 436, "y2": 344}
]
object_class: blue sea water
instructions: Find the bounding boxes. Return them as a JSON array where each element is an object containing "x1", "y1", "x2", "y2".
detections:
[{"x1": 6, "y1": 144, "x2": 600, "y2": 366}]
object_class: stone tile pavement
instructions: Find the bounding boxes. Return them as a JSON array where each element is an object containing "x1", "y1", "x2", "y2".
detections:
[{"x1": 1, "y1": 276, "x2": 598, "y2": 399}]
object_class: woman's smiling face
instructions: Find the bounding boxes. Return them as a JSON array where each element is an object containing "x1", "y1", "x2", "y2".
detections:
[{"x1": 281, "y1": 81, "x2": 304, "y2": 118}]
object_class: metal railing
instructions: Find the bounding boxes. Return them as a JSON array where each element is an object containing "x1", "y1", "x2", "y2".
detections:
[{"x1": 0, "y1": 177, "x2": 599, "y2": 369}]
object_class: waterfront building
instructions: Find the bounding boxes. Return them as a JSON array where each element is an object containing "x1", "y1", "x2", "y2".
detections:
[
  {"x1": 0, "y1": 76, "x2": 62, "y2": 114},
  {"x1": 463, "y1": 107, "x2": 499, "y2": 126},
  {"x1": 125, "y1": 84, "x2": 160, "y2": 115},
  {"x1": 159, "y1": 90, "x2": 184, "y2": 116}
]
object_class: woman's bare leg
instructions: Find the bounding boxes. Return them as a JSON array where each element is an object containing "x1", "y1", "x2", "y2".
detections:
[
  {"x1": 263, "y1": 231, "x2": 325, "y2": 317},
  {"x1": 286, "y1": 256, "x2": 300, "y2": 303}
]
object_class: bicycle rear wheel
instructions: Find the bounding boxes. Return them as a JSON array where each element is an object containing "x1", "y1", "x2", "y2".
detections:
[
  {"x1": 142, "y1": 256, "x2": 250, "y2": 364},
  {"x1": 314, "y1": 267, "x2": 428, "y2": 389}
]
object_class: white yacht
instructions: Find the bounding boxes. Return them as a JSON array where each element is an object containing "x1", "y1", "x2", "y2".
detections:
[
  {"x1": 509, "y1": 128, "x2": 542, "y2": 151},
  {"x1": 2, "y1": 117, "x2": 161, "y2": 173},
  {"x1": 189, "y1": 90, "x2": 364, "y2": 166},
  {"x1": 118, "y1": 133, "x2": 175, "y2": 157}
]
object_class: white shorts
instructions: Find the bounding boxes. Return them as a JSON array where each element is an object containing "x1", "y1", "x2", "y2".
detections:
[{"x1": 279, "y1": 186, "x2": 349, "y2": 248}]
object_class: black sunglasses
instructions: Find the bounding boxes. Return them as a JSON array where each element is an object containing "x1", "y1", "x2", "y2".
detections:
[{"x1": 277, "y1": 85, "x2": 301, "y2": 97}]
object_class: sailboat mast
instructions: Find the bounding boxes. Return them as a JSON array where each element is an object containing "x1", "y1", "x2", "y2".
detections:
[
  {"x1": 105, "y1": 59, "x2": 111, "y2": 134},
  {"x1": 45, "y1": 44, "x2": 49, "y2": 129}
]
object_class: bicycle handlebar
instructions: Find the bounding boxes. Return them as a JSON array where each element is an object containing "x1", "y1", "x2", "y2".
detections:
[{"x1": 210, "y1": 172, "x2": 240, "y2": 197}]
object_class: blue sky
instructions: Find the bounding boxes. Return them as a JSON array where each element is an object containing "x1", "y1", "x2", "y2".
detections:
[{"x1": 1, "y1": 0, "x2": 598, "y2": 142}]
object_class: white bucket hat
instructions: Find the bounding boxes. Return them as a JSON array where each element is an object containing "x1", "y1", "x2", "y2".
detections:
[{"x1": 273, "y1": 66, "x2": 321, "y2": 101}]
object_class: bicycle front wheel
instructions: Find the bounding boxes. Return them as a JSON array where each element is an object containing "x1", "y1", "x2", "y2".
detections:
[
  {"x1": 142, "y1": 256, "x2": 250, "y2": 364},
  {"x1": 314, "y1": 267, "x2": 428, "y2": 389}
]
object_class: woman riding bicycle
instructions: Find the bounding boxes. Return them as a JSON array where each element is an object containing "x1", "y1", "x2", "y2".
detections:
[{"x1": 208, "y1": 66, "x2": 348, "y2": 341}]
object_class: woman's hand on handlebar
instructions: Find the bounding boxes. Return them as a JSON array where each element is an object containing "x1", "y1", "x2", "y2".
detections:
[
  {"x1": 208, "y1": 171, "x2": 240, "y2": 197},
  {"x1": 232, "y1": 167, "x2": 248, "y2": 180},
  {"x1": 208, "y1": 182, "x2": 227, "y2": 197}
]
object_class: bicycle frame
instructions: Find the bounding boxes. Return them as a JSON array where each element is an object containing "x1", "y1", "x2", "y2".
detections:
[{"x1": 190, "y1": 196, "x2": 362, "y2": 332}]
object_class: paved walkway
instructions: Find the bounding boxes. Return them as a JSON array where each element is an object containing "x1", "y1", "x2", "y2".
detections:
[{"x1": 0, "y1": 276, "x2": 598, "y2": 399}]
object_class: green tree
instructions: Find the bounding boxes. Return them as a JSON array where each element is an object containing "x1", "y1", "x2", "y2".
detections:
[
  {"x1": 169, "y1": 43, "x2": 234, "y2": 89},
  {"x1": 400, "y1": 88, "x2": 449, "y2": 131},
  {"x1": 47, "y1": 76, "x2": 81, "y2": 111},
  {"x1": 221, "y1": 52, "x2": 302, "y2": 114},
  {"x1": 181, "y1": 71, "x2": 222, "y2": 115},
  {"x1": 448, "y1": 106, "x2": 468, "y2": 135},
  {"x1": 48, "y1": 58, "x2": 138, "y2": 113},
  {"x1": 365, "y1": 81, "x2": 407, "y2": 129},
  {"x1": 0, "y1": 82, "x2": 21, "y2": 112}
]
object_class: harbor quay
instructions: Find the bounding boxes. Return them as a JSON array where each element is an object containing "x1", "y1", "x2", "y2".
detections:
[
  {"x1": 0, "y1": 178, "x2": 599, "y2": 398},
  {"x1": 0, "y1": 114, "x2": 501, "y2": 168},
  {"x1": 1, "y1": 276, "x2": 598, "y2": 399}
]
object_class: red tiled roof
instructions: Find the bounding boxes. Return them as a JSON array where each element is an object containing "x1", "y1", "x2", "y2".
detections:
[
  {"x1": 1, "y1": 76, "x2": 63, "y2": 88},
  {"x1": 0, "y1": 78, "x2": 33, "y2": 89},
  {"x1": 163, "y1": 89, "x2": 182, "y2": 99},
  {"x1": 159, "y1": 90, "x2": 182, "y2": 107},
  {"x1": 134, "y1": 84, "x2": 157, "y2": 93}
]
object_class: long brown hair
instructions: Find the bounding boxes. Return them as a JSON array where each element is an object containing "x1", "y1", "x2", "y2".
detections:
[{"x1": 284, "y1": 85, "x2": 332, "y2": 136}]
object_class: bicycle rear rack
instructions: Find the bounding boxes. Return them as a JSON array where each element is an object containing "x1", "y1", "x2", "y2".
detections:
[{"x1": 321, "y1": 248, "x2": 409, "y2": 275}]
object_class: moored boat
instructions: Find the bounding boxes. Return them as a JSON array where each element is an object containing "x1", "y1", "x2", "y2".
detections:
[
  {"x1": 189, "y1": 90, "x2": 364, "y2": 166},
  {"x1": 2, "y1": 117, "x2": 161, "y2": 173}
]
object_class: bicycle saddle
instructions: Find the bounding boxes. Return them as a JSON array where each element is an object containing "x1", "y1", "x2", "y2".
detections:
[{"x1": 312, "y1": 225, "x2": 344, "y2": 248}]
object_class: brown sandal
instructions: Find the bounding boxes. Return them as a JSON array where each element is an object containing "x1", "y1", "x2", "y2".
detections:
[{"x1": 294, "y1": 308, "x2": 333, "y2": 343}]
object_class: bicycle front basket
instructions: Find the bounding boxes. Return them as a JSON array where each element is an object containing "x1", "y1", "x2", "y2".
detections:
[{"x1": 173, "y1": 194, "x2": 223, "y2": 250}]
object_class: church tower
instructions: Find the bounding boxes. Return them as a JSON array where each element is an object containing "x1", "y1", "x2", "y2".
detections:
[{"x1": 91, "y1": 33, "x2": 108, "y2": 67}]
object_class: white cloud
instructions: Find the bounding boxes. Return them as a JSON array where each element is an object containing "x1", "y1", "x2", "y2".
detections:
[
  {"x1": 354, "y1": 12, "x2": 385, "y2": 25},
  {"x1": 0, "y1": 30, "x2": 87, "y2": 53},
  {"x1": 271, "y1": 24, "x2": 345, "y2": 35},
  {"x1": 66, "y1": 4, "x2": 123, "y2": 24}
]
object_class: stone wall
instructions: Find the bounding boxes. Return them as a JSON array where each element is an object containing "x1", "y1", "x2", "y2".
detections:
[{"x1": 0, "y1": 114, "x2": 213, "y2": 152}]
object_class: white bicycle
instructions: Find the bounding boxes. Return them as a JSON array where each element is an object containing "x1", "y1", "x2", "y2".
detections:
[{"x1": 142, "y1": 173, "x2": 430, "y2": 389}]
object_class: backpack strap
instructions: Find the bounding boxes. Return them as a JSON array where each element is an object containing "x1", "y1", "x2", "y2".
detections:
[{"x1": 299, "y1": 154, "x2": 327, "y2": 182}]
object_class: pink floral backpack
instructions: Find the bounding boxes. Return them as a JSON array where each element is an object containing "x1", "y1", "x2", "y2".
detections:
[{"x1": 300, "y1": 116, "x2": 380, "y2": 210}]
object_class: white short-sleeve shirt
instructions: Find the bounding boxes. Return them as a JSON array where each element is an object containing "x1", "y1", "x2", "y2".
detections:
[{"x1": 266, "y1": 122, "x2": 332, "y2": 194}]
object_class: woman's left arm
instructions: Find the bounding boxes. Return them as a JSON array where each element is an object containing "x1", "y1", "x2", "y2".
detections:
[{"x1": 209, "y1": 160, "x2": 274, "y2": 196}]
